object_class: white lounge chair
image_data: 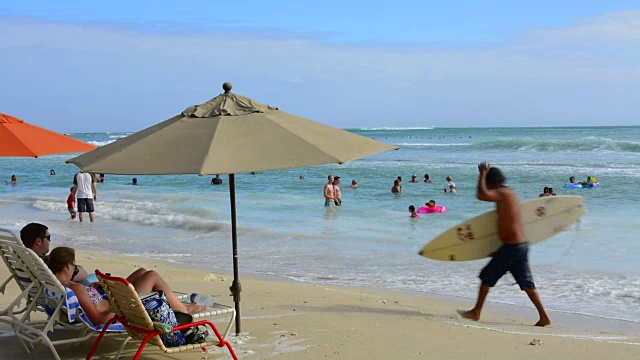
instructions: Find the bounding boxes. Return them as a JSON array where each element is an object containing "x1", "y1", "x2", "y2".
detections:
[
  {"x1": 7, "y1": 243, "x2": 126, "y2": 360},
  {"x1": 0, "y1": 227, "x2": 45, "y2": 325}
]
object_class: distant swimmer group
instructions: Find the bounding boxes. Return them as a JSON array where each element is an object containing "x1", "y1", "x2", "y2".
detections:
[
  {"x1": 564, "y1": 175, "x2": 599, "y2": 189},
  {"x1": 538, "y1": 187, "x2": 556, "y2": 197}
]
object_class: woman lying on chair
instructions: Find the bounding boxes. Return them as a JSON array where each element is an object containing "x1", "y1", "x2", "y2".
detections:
[{"x1": 46, "y1": 247, "x2": 207, "y2": 325}]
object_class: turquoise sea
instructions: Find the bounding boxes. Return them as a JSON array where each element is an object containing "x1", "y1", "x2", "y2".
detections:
[{"x1": 1, "y1": 126, "x2": 639, "y2": 329}]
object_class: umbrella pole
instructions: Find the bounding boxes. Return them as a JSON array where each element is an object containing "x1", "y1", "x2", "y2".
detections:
[{"x1": 228, "y1": 173, "x2": 242, "y2": 335}]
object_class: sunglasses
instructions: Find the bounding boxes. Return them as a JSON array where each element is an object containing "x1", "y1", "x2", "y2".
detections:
[{"x1": 40, "y1": 234, "x2": 51, "y2": 241}]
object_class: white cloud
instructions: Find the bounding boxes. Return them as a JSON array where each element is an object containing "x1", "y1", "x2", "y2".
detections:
[{"x1": 0, "y1": 11, "x2": 638, "y2": 130}]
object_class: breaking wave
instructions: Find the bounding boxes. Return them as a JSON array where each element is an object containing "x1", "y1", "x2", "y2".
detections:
[{"x1": 475, "y1": 137, "x2": 640, "y2": 153}]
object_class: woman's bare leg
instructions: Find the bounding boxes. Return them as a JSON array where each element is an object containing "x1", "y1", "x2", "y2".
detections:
[
  {"x1": 131, "y1": 270, "x2": 206, "y2": 314},
  {"x1": 126, "y1": 268, "x2": 148, "y2": 284}
]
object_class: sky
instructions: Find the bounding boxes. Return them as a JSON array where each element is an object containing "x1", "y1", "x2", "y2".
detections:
[{"x1": 0, "y1": 1, "x2": 639, "y2": 132}]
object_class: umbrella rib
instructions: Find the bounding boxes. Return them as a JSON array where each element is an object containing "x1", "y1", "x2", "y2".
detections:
[{"x1": 198, "y1": 116, "x2": 224, "y2": 175}]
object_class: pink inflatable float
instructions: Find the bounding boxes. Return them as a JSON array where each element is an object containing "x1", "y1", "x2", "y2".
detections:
[{"x1": 418, "y1": 205, "x2": 447, "y2": 214}]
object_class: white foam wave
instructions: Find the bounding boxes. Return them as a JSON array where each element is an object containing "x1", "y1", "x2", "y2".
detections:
[
  {"x1": 356, "y1": 127, "x2": 435, "y2": 131},
  {"x1": 31, "y1": 198, "x2": 229, "y2": 232},
  {"x1": 480, "y1": 137, "x2": 640, "y2": 153},
  {"x1": 396, "y1": 143, "x2": 471, "y2": 146},
  {"x1": 87, "y1": 140, "x2": 116, "y2": 147}
]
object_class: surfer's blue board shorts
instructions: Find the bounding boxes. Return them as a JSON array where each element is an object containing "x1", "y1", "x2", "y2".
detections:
[{"x1": 479, "y1": 242, "x2": 535, "y2": 290}]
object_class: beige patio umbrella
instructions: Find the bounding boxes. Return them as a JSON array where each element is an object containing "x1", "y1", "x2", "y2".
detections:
[{"x1": 66, "y1": 82, "x2": 398, "y2": 334}]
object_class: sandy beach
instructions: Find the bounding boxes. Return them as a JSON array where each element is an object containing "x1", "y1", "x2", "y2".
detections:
[{"x1": 0, "y1": 250, "x2": 638, "y2": 360}]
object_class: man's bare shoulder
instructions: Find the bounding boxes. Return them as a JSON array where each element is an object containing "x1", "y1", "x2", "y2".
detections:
[{"x1": 497, "y1": 186, "x2": 520, "y2": 204}]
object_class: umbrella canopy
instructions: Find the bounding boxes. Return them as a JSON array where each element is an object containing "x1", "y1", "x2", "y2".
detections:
[
  {"x1": 0, "y1": 113, "x2": 97, "y2": 157},
  {"x1": 66, "y1": 82, "x2": 399, "y2": 334},
  {"x1": 66, "y1": 86, "x2": 397, "y2": 175}
]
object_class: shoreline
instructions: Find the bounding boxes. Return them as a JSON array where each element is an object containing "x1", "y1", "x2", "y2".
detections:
[
  {"x1": 84, "y1": 247, "x2": 640, "y2": 336},
  {"x1": 0, "y1": 215, "x2": 638, "y2": 336},
  {"x1": 1, "y1": 249, "x2": 639, "y2": 359}
]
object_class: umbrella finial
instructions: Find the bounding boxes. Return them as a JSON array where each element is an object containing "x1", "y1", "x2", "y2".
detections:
[{"x1": 223, "y1": 82, "x2": 233, "y2": 93}]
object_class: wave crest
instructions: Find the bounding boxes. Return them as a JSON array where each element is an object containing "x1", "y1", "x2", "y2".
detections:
[
  {"x1": 476, "y1": 137, "x2": 640, "y2": 152},
  {"x1": 31, "y1": 198, "x2": 228, "y2": 232}
]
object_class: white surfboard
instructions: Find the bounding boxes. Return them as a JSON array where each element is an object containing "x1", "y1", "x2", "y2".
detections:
[{"x1": 418, "y1": 195, "x2": 585, "y2": 261}]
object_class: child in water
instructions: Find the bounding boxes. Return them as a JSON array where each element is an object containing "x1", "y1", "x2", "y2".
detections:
[
  {"x1": 409, "y1": 205, "x2": 420, "y2": 218},
  {"x1": 67, "y1": 187, "x2": 76, "y2": 220}
]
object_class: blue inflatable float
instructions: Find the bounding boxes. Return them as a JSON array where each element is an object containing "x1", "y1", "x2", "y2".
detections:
[
  {"x1": 564, "y1": 183, "x2": 600, "y2": 189},
  {"x1": 564, "y1": 176, "x2": 600, "y2": 189}
]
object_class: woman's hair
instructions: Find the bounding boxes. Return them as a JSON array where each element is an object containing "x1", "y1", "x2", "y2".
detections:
[{"x1": 46, "y1": 247, "x2": 75, "y2": 274}]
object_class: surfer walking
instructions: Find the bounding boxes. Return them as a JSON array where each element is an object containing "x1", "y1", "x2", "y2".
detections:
[{"x1": 459, "y1": 162, "x2": 551, "y2": 327}]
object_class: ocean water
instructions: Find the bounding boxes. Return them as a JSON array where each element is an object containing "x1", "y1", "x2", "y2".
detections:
[{"x1": 1, "y1": 126, "x2": 639, "y2": 327}]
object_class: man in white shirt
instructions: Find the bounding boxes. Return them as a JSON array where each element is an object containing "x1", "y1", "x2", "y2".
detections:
[{"x1": 72, "y1": 171, "x2": 97, "y2": 222}]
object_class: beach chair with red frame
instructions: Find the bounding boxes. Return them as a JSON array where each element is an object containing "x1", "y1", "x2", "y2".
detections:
[{"x1": 87, "y1": 270, "x2": 238, "y2": 360}]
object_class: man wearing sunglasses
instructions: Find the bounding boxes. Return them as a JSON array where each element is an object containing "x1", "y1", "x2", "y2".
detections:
[{"x1": 20, "y1": 223, "x2": 89, "y2": 283}]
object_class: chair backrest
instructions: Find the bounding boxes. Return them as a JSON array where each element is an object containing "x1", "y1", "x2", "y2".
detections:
[
  {"x1": 0, "y1": 240, "x2": 45, "y2": 307},
  {"x1": 95, "y1": 270, "x2": 165, "y2": 349},
  {"x1": 0, "y1": 227, "x2": 25, "y2": 289},
  {"x1": 0, "y1": 227, "x2": 22, "y2": 244},
  {"x1": 8, "y1": 244, "x2": 67, "y2": 319}
]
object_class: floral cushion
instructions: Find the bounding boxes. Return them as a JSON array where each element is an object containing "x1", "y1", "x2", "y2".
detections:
[{"x1": 140, "y1": 291, "x2": 186, "y2": 347}]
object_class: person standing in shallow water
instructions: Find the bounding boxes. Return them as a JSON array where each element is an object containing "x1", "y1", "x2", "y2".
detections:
[
  {"x1": 333, "y1": 176, "x2": 342, "y2": 206},
  {"x1": 391, "y1": 179, "x2": 402, "y2": 194},
  {"x1": 324, "y1": 175, "x2": 335, "y2": 207},
  {"x1": 459, "y1": 162, "x2": 551, "y2": 327},
  {"x1": 72, "y1": 171, "x2": 97, "y2": 223}
]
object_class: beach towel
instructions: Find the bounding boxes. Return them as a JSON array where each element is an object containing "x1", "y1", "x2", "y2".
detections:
[{"x1": 44, "y1": 286, "x2": 126, "y2": 332}]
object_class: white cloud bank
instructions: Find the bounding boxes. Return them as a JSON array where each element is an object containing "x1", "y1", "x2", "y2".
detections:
[{"x1": 0, "y1": 10, "x2": 639, "y2": 131}]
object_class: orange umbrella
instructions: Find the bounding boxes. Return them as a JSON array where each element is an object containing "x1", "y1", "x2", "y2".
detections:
[{"x1": 0, "y1": 114, "x2": 97, "y2": 158}]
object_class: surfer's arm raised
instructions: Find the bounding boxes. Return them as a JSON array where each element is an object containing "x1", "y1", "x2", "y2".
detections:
[{"x1": 476, "y1": 162, "x2": 502, "y2": 202}]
